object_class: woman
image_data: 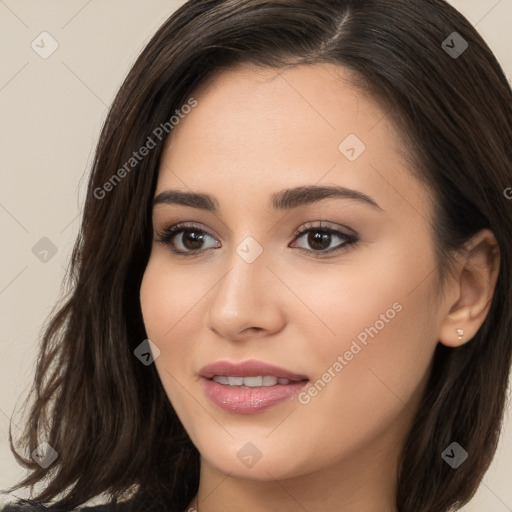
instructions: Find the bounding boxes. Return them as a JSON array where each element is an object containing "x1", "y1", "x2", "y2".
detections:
[{"x1": 2, "y1": 0, "x2": 511, "y2": 511}]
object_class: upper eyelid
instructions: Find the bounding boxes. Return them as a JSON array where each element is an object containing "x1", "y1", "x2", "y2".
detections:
[
  {"x1": 155, "y1": 220, "x2": 355, "y2": 239},
  {"x1": 155, "y1": 222, "x2": 357, "y2": 249},
  {"x1": 154, "y1": 222, "x2": 359, "y2": 260}
]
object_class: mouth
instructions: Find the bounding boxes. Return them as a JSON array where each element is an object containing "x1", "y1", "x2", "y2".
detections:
[
  {"x1": 199, "y1": 360, "x2": 310, "y2": 414},
  {"x1": 210, "y1": 375, "x2": 305, "y2": 387}
]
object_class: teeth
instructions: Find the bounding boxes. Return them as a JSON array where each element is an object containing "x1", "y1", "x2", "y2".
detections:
[
  {"x1": 212, "y1": 375, "x2": 291, "y2": 387},
  {"x1": 243, "y1": 376, "x2": 263, "y2": 387}
]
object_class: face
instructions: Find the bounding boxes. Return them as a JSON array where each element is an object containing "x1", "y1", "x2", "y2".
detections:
[{"x1": 140, "y1": 63, "x2": 446, "y2": 484}]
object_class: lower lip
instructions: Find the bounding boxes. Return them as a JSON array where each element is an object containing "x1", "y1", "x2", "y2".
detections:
[{"x1": 201, "y1": 377, "x2": 309, "y2": 414}]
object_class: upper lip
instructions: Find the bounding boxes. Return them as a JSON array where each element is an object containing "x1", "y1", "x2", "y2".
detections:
[{"x1": 200, "y1": 359, "x2": 309, "y2": 381}]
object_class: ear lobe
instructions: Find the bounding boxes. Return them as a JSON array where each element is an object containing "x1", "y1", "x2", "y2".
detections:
[{"x1": 438, "y1": 229, "x2": 500, "y2": 348}]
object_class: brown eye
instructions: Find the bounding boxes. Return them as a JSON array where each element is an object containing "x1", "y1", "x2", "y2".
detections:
[
  {"x1": 155, "y1": 222, "x2": 358, "y2": 258},
  {"x1": 306, "y1": 230, "x2": 332, "y2": 251},
  {"x1": 155, "y1": 223, "x2": 220, "y2": 255},
  {"x1": 290, "y1": 224, "x2": 359, "y2": 258},
  {"x1": 177, "y1": 229, "x2": 207, "y2": 251}
]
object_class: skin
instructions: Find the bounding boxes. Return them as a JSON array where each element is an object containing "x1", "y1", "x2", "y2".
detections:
[{"x1": 139, "y1": 62, "x2": 500, "y2": 512}]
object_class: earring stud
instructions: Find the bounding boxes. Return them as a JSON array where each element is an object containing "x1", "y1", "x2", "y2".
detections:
[{"x1": 456, "y1": 328, "x2": 464, "y2": 341}]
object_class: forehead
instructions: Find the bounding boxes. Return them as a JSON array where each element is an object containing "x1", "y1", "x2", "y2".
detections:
[
  {"x1": 155, "y1": 62, "x2": 432, "y2": 223},
  {"x1": 165, "y1": 62, "x2": 386, "y2": 158}
]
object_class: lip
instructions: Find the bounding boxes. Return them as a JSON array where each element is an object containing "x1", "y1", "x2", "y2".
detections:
[
  {"x1": 199, "y1": 359, "x2": 309, "y2": 381},
  {"x1": 199, "y1": 359, "x2": 310, "y2": 415}
]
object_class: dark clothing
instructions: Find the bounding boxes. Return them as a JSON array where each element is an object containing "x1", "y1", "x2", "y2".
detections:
[
  {"x1": 1, "y1": 499, "x2": 155, "y2": 512},
  {"x1": 1, "y1": 489, "x2": 186, "y2": 512},
  {"x1": 2, "y1": 506, "x2": 120, "y2": 511},
  {"x1": 2, "y1": 504, "x2": 128, "y2": 511}
]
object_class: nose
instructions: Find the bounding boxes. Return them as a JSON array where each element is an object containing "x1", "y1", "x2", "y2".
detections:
[{"x1": 205, "y1": 244, "x2": 285, "y2": 341}]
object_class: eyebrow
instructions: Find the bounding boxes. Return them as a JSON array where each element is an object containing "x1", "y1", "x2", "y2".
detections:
[{"x1": 152, "y1": 185, "x2": 383, "y2": 212}]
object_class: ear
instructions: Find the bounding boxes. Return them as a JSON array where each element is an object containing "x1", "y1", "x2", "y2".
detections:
[{"x1": 438, "y1": 229, "x2": 500, "y2": 347}]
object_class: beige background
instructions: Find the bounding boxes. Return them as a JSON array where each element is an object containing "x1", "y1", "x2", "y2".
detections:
[{"x1": 1, "y1": 0, "x2": 511, "y2": 510}]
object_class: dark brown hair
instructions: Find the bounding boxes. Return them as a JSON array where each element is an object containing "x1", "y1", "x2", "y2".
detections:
[{"x1": 4, "y1": 1, "x2": 512, "y2": 511}]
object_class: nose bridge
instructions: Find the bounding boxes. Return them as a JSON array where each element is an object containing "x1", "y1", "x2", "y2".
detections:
[
  {"x1": 214, "y1": 233, "x2": 268, "y2": 309},
  {"x1": 206, "y1": 230, "x2": 282, "y2": 337}
]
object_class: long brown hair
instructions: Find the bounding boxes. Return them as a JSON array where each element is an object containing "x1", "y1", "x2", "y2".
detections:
[{"x1": 4, "y1": 1, "x2": 512, "y2": 511}]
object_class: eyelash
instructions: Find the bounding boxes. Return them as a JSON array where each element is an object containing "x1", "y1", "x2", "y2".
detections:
[{"x1": 154, "y1": 221, "x2": 359, "y2": 259}]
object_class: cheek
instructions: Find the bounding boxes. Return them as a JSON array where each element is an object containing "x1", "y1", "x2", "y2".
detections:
[
  {"x1": 288, "y1": 308, "x2": 435, "y2": 474},
  {"x1": 139, "y1": 255, "x2": 206, "y2": 342},
  {"x1": 289, "y1": 235, "x2": 437, "y2": 359},
  {"x1": 139, "y1": 257, "x2": 200, "y2": 410},
  {"x1": 139, "y1": 254, "x2": 218, "y2": 406},
  {"x1": 297, "y1": 240, "x2": 437, "y2": 420},
  {"x1": 294, "y1": 250, "x2": 438, "y2": 455}
]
